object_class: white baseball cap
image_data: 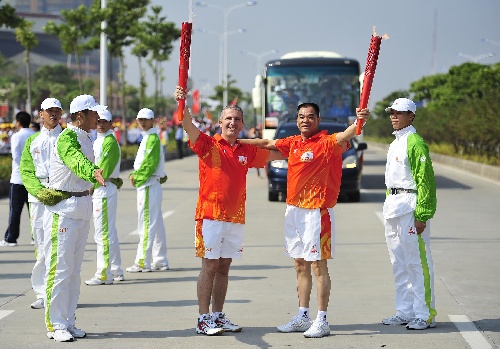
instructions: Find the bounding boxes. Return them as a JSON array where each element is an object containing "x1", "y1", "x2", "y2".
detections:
[
  {"x1": 40, "y1": 98, "x2": 62, "y2": 110},
  {"x1": 385, "y1": 98, "x2": 416, "y2": 113},
  {"x1": 97, "y1": 110, "x2": 112, "y2": 121},
  {"x1": 70, "y1": 95, "x2": 107, "y2": 114},
  {"x1": 137, "y1": 108, "x2": 154, "y2": 120}
]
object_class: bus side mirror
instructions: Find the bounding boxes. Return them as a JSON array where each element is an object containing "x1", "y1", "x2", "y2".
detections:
[
  {"x1": 252, "y1": 75, "x2": 263, "y2": 109},
  {"x1": 252, "y1": 86, "x2": 262, "y2": 109}
]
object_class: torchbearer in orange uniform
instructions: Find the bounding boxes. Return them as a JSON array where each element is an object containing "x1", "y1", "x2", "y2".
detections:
[
  {"x1": 239, "y1": 102, "x2": 370, "y2": 338},
  {"x1": 174, "y1": 86, "x2": 284, "y2": 336}
]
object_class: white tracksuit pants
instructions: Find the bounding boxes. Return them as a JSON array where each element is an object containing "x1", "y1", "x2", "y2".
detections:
[
  {"x1": 134, "y1": 181, "x2": 168, "y2": 268},
  {"x1": 92, "y1": 193, "x2": 123, "y2": 280},
  {"x1": 29, "y1": 202, "x2": 45, "y2": 300},
  {"x1": 43, "y1": 212, "x2": 90, "y2": 331},
  {"x1": 384, "y1": 211, "x2": 436, "y2": 321}
]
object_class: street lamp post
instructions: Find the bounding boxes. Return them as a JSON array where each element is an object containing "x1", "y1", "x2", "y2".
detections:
[
  {"x1": 240, "y1": 49, "x2": 278, "y2": 75},
  {"x1": 457, "y1": 52, "x2": 495, "y2": 63},
  {"x1": 197, "y1": 27, "x2": 246, "y2": 87},
  {"x1": 196, "y1": 1, "x2": 257, "y2": 107}
]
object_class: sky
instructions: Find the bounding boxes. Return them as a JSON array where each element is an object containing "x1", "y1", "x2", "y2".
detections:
[{"x1": 124, "y1": 0, "x2": 500, "y2": 108}]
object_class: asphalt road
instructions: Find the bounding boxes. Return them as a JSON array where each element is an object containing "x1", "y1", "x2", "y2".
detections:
[{"x1": 0, "y1": 144, "x2": 498, "y2": 348}]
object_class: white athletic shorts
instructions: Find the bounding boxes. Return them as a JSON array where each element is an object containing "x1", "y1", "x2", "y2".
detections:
[
  {"x1": 284, "y1": 205, "x2": 336, "y2": 261},
  {"x1": 195, "y1": 219, "x2": 244, "y2": 260}
]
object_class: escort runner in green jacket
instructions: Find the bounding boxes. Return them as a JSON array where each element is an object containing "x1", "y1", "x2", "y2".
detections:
[
  {"x1": 43, "y1": 94, "x2": 106, "y2": 342},
  {"x1": 85, "y1": 109, "x2": 124, "y2": 286},
  {"x1": 126, "y1": 107, "x2": 169, "y2": 273},
  {"x1": 20, "y1": 98, "x2": 63, "y2": 310},
  {"x1": 381, "y1": 98, "x2": 437, "y2": 331}
]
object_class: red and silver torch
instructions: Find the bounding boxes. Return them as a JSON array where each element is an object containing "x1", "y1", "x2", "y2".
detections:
[
  {"x1": 356, "y1": 27, "x2": 388, "y2": 135},
  {"x1": 177, "y1": 21, "x2": 193, "y2": 121}
]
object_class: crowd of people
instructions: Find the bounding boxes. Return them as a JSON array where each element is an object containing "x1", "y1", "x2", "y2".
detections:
[{"x1": 0, "y1": 87, "x2": 437, "y2": 342}]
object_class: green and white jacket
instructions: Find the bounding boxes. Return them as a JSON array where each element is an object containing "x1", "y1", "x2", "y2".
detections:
[
  {"x1": 93, "y1": 129, "x2": 120, "y2": 198},
  {"x1": 20, "y1": 125, "x2": 62, "y2": 203},
  {"x1": 132, "y1": 127, "x2": 166, "y2": 189},
  {"x1": 383, "y1": 125, "x2": 437, "y2": 222},
  {"x1": 46, "y1": 124, "x2": 99, "y2": 220}
]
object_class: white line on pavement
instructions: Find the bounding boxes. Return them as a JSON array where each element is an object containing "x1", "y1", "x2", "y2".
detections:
[
  {"x1": 449, "y1": 315, "x2": 492, "y2": 349},
  {"x1": 0, "y1": 310, "x2": 14, "y2": 320},
  {"x1": 376, "y1": 211, "x2": 384, "y2": 224},
  {"x1": 129, "y1": 210, "x2": 175, "y2": 235}
]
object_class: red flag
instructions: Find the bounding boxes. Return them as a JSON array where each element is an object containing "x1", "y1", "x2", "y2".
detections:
[
  {"x1": 230, "y1": 95, "x2": 238, "y2": 106},
  {"x1": 192, "y1": 89, "x2": 200, "y2": 114},
  {"x1": 176, "y1": 22, "x2": 193, "y2": 121}
]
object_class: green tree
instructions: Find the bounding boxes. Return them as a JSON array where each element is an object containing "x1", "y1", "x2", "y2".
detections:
[
  {"x1": 141, "y1": 5, "x2": 180, "y2": 115},
  {"x1": 44, "y1": 5, "x2": 102, "y2": 94},
  {"x1": 130, "y1": 42, "x2": 148, "y2": 108},
  {"x1": 0, "y1": 1, "x2": 23, "y2": 28},
  {"x1": 15, "y1": 19, "x2": 38, "y2": 113},
  {"x1": 32, "y1": 64, "x2": 81, "y2": 109}
]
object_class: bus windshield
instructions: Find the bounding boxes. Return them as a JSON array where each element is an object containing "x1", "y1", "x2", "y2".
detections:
[{"x1": 265, "y1": 64, "x2": 360, "y2": 128}]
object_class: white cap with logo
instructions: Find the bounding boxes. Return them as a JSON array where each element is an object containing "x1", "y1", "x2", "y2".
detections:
[
  {"x1": 385, "y1": 98, "x2": 416, "y2": 114},
  {"x1": 70, "y1": 95, "x2": 107, "y2": 114},
  {"x1": 137, "y1": 108, "x2": 154, "y2": 120},
  {"x1": 97, "y1": 110, "x2": 112, "y2": 121},
  {"x1": 40, "y1": 98, "x2": 62, "y2": 110}
]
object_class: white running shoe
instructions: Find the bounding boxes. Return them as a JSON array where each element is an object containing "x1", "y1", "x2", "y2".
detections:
[
  {"x1": 68, "y1": 325, "x2": 86, "y2": 338},
  {"x1": 406, "y1": 318, "x2": 436, "y2": 330},
  {"x1": 151, "y1": 263, "x2": 169, "y2": 271},
  {"x1": 113, "y1": 274, "x2": 125, "y2": 281},
  {"x1": 382, "y1": 314, "x2": 412, "y2": 325},
  {"x1": 214, "y1": 312, "x2": 242, "y2": 332},
  {"x1": 47, "y1": 329, "x2": 74, "y2": 342},
  {"x1": 126, "y1": 264, "x2": 151, "y2": 273},
  {"x1": 303, "y1": 319, "x2": 330, "y2": 338},
  {"x1": 85, "y1": 277, "x2": 113, "y2": 286},
  {"x1": 196, "y1": 314, "x2": 224, "y2": 335},
  {"x1": 30, "y1": 298, "x2": 44, "y2": 309},
  {"x1": 0, "y1": 240, "x2": 17, "y2": 247},
  {"x1": 277, "y1": 315, "x2": 312, "y2": 333}
]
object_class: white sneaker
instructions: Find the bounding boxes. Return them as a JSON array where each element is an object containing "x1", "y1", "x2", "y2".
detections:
[
  {"x1": 113, "y1": 274, "x2": 125, "y2": 281},
  {"x1": 382, "y1": 314, "x2": 412, "y2": 325},
  {"x1": 68, "y1": 325, "x2": 86, "y2": 338},
  {"x1": 196, "y1": 314, "x2": 224, "y2": 335},
  {"x1": 214, "y1": 312, "x2": 242, "y2": 332},
  {"x1": 30, "y1": 298, "x2": 44, "y2": 309},
  {"x1": 277, "y1": 315, "x2": 312, "y2": 333},
  {"x1": 406, "y1": 318, "x2": 436, "y2": 330},
  {"x1": 303, "y1": 319, "x2": 330, "y2": 338},
  {"x1": 0, "y1": 240, "x2": 17, "y2": 247},
  {"x1": 151, "y1": 263, "x2": 169, "y2": 271},
  {"x1": 47, "y1": 329, "x2": 74, "y2": 342},
  {"x1": 126, "y1": 264, "x2": 151, "y2": 273},
  {"x1": 85, "y1": 277, "x2": 113, "y2": 286}
]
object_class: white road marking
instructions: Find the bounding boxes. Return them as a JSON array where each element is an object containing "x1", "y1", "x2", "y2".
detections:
[
  {"x1": 129, "y1": 210, "x2": 174, "y2": 235},
  {"x1": 376, "y1": 211, "x2": 384, "y2": 224},
  {"x1": 449, "y1": 315, "x2": 492, "y2": 349},
  {"x1": 0, "y1": 310, "x2": 14, "y2": 320}
]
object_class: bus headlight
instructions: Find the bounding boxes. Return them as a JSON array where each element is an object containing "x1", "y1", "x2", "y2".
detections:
[
  {"x1": 270, "y1": 160, "x2": 288, "y2": 169},
  {"x1": 343, "y1": 155, "x2": 357, "y2": 169}
]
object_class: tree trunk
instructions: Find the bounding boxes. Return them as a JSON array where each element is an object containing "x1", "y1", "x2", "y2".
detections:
[{"x1": 75, "y1": 45, "x2": 83, "y2": 94}]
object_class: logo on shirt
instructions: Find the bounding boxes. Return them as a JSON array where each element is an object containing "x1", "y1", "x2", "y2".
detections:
[
  {"x1": 311, "y1": 244, "x2": 318, "y2": 254},
  {"x1": 408, "y1": 226, "x2": 416, "y2": 235},
  {"x1": 300, "y1": 151, "x2": 313, "y2": 162},
  {"x1": 420, "y1": 156, "x2": 426, "y2": 162},
  {"x1": 238, "y1": 156, "x2": 248, "y2": 165}
]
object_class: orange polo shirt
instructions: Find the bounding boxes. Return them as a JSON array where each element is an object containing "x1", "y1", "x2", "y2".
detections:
[
  {"x1": 190, "y1": 132, "x2": 270, "y2": 224},
  {"x1": 275, "y1": 130, "x2": 347, "y2": 209}
]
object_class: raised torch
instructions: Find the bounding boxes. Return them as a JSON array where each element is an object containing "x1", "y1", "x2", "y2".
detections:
[
  {"x1": 177, "y1": 21, "x2": 193, "y2": 121},
  {"x1": 356, "y1": 27, "x2": 388, "y2": 135}
]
